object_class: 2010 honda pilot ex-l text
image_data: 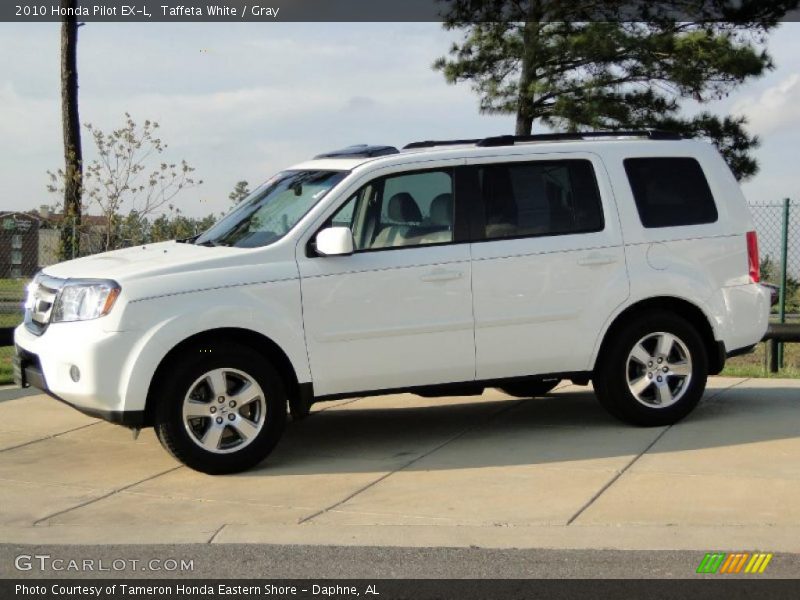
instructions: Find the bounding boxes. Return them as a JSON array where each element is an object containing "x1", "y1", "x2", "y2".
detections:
[{"x1": 14, "y1": 132, "x2": 770, "y2": 474}]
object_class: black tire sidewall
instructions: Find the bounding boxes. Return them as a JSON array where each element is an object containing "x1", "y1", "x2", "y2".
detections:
[
  {"x1": 596, "y1": 312, "x2": 708, "y2": 426},
  {"x1": 154, "y1": 344, "x2": 287, "y2": 474}
]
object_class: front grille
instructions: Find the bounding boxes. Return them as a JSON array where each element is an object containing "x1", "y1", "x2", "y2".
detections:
[{"x1": 24, "y1": 274, "x2": 65, "y2": 336}]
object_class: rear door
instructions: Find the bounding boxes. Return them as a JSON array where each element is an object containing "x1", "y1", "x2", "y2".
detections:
[{"x1": 465, "y1": 152, "x2": 629, "y2": 379}]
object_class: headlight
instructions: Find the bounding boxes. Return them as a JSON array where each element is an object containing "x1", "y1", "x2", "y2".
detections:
[
  {"x1": 52, "y1": 280, "x2": 121, "y2": 323},
  {"x1": 23, "y1": 275, "x2": 40, "y2": 312}
]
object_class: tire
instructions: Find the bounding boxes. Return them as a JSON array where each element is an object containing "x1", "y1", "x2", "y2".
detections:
[
  {"x1": 594, "y1": 311, "x2": 708, "y2": 426},
  {"x1": 153, "y1": 343, "x2": 287, "y2": 474},
  {"x1": 498, "y1": 378, "x2": 560, "y2": 398}
]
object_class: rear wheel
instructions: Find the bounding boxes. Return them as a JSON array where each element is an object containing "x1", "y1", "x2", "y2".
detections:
[
  {"x1": 594, "y1": 311, "x2": 708, "y2": 426},
  {"x1": 498, "y1": 378, "x2": 560, "y2": 398},
  {"x1": 154, "y1": 343, "x2": 287, "y2": 474}
]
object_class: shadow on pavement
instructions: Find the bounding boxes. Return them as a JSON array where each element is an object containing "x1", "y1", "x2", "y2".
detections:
[{"x1": 236, "y1": 383, "x2": 800, "y2": 475}]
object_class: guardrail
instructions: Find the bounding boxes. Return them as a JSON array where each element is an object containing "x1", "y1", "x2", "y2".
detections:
[{"x1": 765, "y1": 323, "x2": 800, "y2": 373}]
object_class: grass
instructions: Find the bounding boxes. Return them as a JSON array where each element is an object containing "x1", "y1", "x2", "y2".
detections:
[
  {"x1": 0, "y1": 347, "x2": 13, "y2": 385},
  {"x1": 721, "y1": 338, "x2": 800, "y2": 378},
  {"x1": 0, "y1": 278, "x2": 25, "y2": 385},
  {"x1": 0, "y1": 278, "x2": 28, "y2": 302},
  {"x1": 0, "y1": 312, "x2": 22, "y2": 328}
]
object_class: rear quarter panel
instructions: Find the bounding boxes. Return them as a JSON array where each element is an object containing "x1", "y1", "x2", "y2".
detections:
[{"x1": 590, "y1": 141, "x2": 766, "y2": 362}]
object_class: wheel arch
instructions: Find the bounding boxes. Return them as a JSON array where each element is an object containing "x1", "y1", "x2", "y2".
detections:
[
  {"x1": 592, "y1": 297, "x2": 724, "y2": 376},
  {"x1": 143, "y1": 327, "x2": 302, "y2": 427}
]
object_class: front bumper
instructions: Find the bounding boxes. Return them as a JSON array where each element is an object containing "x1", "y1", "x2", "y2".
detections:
[
  {"x1": 13, "y1": 346, "x2": 144, "y2": 429},
  {"x1": 14, "y1": 322, "x2": 147, "y2": 428},
  {"x1": 14, "y1": 345, "x2": 144, "y2": 428}
]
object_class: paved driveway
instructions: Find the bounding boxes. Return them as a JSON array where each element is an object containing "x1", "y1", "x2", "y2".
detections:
[{"x1": 0, "y1": 377, "x2": 798, "y2": 551}]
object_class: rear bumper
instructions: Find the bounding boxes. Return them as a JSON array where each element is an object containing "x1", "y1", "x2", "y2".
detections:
[
  {"x1": 13, "y1": 345, "x2": 144, "y2": 428},
  {"x1": 718, "y1": 284, "x2": 770, "y2": 352}
]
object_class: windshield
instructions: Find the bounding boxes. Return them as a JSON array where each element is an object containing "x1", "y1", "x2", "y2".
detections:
[{"x1": 195, "y1": 169, "x2": 348, "y2": 248}]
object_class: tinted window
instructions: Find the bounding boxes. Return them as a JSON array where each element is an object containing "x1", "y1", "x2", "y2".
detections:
[
  {"x1": 331, "y1": 169, "x2": 455, "y2": 250},
  {"x1": 478, "y1": 160, "x2": 604, "y2": 240},
  {"x1": 624, "y1": 158, "x2": 717, "y2": 228}
]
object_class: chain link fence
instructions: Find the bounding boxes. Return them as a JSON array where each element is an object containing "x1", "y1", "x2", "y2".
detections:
[
  {"x1": 750, "y1": 200, "x2": 799, "y2": 314},
  {"x1": 749, "y1": 199, "x2": 798, "y2": 374}
]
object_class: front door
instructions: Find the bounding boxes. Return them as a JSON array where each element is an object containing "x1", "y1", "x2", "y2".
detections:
[{"x1": 298, "y1": 165, "x2": 475, "y2": 397}]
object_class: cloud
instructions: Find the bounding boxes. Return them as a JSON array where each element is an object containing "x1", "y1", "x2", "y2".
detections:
[
  {"x1": 342, "y1": 96, "x2": 378, "y2": 112},
  {"x1": 733, "y1": 74, "x2": 800, "y2": 136}
]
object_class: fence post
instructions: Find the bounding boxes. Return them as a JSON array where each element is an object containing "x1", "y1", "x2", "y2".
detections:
[
  {"x1": 769, "y1": 338, "x2": 780, "y2": 373},
  {"x1": 777, "y1": 198, "x2": 790, "y2": 369}
]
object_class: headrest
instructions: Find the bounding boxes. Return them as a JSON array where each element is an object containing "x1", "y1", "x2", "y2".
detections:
[
  {"x1": 387, "y1": 193, "x2": 422, "y2": 223},
  {"x1": 429, "y1": 193, "x2": 453, "y2": 226}
]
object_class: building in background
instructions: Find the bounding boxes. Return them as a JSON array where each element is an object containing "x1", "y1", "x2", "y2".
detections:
[
  {"x1": 0, "y1": 211, "x2": 41, "y2": 278},
  {"x1": 0, "y1": 206, "x2": 111, "y2": 278}
]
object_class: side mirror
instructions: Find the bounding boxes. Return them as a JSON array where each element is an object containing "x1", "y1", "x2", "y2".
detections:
[{"x1": 315, "y1": 227, "x2": 354, "y2": 256}]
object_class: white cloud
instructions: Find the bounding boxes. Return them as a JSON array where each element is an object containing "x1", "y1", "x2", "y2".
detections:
[{"x1": 733, "y1": 74, "x2": 800, "y2": 135}]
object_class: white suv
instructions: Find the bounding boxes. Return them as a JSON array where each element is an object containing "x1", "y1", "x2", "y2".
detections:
[{"x1": 14, "y1": 131, "x2": 770, "y2": 473}]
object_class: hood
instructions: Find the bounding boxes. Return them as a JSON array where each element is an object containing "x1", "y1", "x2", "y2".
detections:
[{"x1": 41, "y1": 241, "x2": 240, "y2": 282}]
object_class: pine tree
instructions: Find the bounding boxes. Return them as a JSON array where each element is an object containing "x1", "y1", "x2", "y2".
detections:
[
  {"x1": 229, "y1": 181, "x2": 251, "y2": 205},
  {"x1": 434, "y1": 1, "x2": 797, "y2": 180}
]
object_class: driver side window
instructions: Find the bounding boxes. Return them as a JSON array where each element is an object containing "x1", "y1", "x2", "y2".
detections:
[{"x1": 331, "y1": 169, "x2": 454, "y2": 251}]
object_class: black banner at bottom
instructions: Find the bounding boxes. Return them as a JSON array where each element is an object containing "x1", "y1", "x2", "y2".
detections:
[{"x1": 4, "y1": 579, "x2": 800, "y2": 600}]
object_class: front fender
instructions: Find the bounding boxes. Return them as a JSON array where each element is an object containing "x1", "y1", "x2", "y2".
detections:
[{"x1": 116, "y1": 279, "x2": 310, "y2": 412}]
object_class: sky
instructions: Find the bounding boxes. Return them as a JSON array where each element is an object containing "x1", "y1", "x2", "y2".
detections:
[{"x1": 1, "y1": 22, "x2": 799, "y2": 220}]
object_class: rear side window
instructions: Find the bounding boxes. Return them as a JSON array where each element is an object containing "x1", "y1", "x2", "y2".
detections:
[
  {"x1": 624, "y1": 158, "x2": 718, "y2": 228},
  {"x1": 478, "y1": 159, "x2": 604, "y2": 240}
]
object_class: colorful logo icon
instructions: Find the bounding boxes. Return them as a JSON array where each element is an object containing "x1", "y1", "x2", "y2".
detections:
[{"x1": 696, "y1": 552, "x2": 773, "y2": 574}]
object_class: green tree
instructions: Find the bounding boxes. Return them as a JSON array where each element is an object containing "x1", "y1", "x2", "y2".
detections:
[
  {"x1": 149, "y1": 214, "x2": 173, "y2": 243},
  {"x1": 760, "y1": 254, "x2": 776, "y2": 282},
  {"x1": 148, "y1": 211, "x2": 218, "y2": 243},
  {"x1": 229, "y1": 180, "x2": 251, "y2": 205},
  {"x1": 434, "y1": 1, "x2": 796, "y2": 180},
  {"x1": 117, "y1": 210, "x2": 149, "y2": 247}
]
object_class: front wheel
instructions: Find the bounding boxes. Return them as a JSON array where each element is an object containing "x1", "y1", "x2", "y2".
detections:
[
  {"x1": 594, "y1": 312, "x2": 708, "y2": 426},
  {"x1": 154, "y1": 343, "x2": 287, "y2": 474}
]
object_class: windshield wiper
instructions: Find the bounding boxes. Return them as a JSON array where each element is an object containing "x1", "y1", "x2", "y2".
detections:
[{"x1": 195, "y1": 239, "x2": 229, "y2": 247}]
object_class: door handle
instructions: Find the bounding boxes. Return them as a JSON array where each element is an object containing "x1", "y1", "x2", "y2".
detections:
[
  {"x1": 577, "y1": 253, "x2": 618, "y2": 267},
  {"x1": 420, "y1": 269, "x2": 464, "y2": 282}
]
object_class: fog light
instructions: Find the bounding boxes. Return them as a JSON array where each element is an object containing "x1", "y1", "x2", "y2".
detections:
[{"x1": 69, "y1": 365, "x2": 80, "y2": 382}]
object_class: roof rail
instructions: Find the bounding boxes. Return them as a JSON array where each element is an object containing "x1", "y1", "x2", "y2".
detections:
[
  {"x1": 403, "y1": 138, "x2": 482, "y2": 150},
  {"x1": 314, "y1": 144, "x2": 399, "y2": 159},
  {"x1": 403, "y1": 130, "x2": 683, "y2": 150}
]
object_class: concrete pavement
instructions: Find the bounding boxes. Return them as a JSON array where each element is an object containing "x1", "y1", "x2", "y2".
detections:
[{"x1": 0, "y1": 377, "x2": 799, "y2": 551}]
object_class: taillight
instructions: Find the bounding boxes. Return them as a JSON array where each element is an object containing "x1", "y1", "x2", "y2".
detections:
[{"x1": 746, "y1": 230, "x2": 760, "y2": 283}]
